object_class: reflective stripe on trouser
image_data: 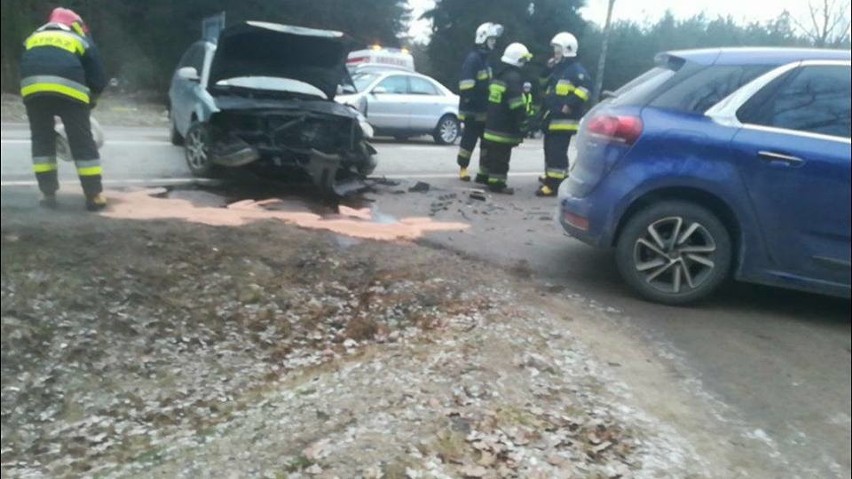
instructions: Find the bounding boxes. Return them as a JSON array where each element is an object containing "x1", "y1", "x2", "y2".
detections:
[
  {"x1": 33, "y1": 156, "x2": 59, "y2": 195},
  {"x1": 458, "y1": 119, "x2": 485, "y2": 168},
  {"x1": 459, "y1": 111, "x2": 486, "y2": 122},
  {"x1": 25, "y1": 95, "x2": 102, "y2": 197},
  {"x1": 482, "y1": 140, "x2": 513, "y2": 185},
  {"x1": 547, "y1": 118, "x2": 579, "y2": 132},
  {"x1": 543, "y1": 132, "x2": 572, "y2": 189},
  {"x1": 76, "y1": 159, "x2": 103, "y2": 198}
]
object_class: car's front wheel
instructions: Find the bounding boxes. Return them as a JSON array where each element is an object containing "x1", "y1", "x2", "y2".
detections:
[
  {"x1": 184, "y1": 122, "x2": 218, "y2": 178},
  {"x1": 615, "y1": 201, "x2": 732, "y2": 305},
  {"x1": 433, "y1": 114, "x2": 460, "y2": 145},
  {"x1": 170, "y1": 120, "x2": 184, "y2": 146}
]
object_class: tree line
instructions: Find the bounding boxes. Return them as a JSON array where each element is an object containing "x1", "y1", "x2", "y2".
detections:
[{"x1": 1, "y1": 0, "x2": 849, "y2": 100}]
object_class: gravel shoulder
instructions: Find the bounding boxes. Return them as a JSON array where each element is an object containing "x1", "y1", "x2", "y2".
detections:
[{"x1": 0, "y1": 200, "x2": 736, "y2": 479}]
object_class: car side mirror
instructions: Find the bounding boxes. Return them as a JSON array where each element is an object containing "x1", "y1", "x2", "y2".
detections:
[
  {"x1": 372, "y1": 86, "x2": 388, "y2": 95},
  {"x1": 177, "y1": 66, "x2": 200, "y2": 82}
]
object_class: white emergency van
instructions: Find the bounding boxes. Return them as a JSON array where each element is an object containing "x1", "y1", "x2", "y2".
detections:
[{"x1": 346, "y1": 46, "x2": 415, "y2": 72}]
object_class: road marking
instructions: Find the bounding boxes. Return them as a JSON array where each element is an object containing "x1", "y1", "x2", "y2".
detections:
[
  {"x1": 1, "y1": 178, "x2": 214, "y2": 187},
  {"x1": 1, "y1": 139, "x2": 172, "y2": 146}
]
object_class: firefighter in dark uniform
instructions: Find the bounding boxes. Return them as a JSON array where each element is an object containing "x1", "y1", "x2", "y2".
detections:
[
  {"x1": 20, "y1": 7, "x2": 108, "y2": 210},
  {"x1": 537, "y1": 32, "x2": 591, "y2": 197},
  {"x1": 480, "y1": 43, "x2": 533, "y2": 195},
  {"x1": 456, "y1": 22, "x2": 503, "y2": 183}
]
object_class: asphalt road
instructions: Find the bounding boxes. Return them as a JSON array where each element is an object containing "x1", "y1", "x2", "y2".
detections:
[{"x1": 2, "y1": 124, "x2": 850, "y2": 478}]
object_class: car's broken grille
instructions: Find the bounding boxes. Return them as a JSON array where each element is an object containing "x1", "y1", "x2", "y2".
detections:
[{"x1": 270, "y1": 116, "x2": 351, "y2": 152}]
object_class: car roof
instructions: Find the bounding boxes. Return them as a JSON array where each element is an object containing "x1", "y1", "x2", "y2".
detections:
[{"x1": 660, "y1": 47, "x2": 852, "y2": 66}]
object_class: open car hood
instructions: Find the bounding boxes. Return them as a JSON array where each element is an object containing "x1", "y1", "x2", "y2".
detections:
[{"x1": 209, "y1": 21, "x2": 348, "y2": 100}]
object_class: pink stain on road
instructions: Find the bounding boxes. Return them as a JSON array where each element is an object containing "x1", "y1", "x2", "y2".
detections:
[{"x1": 101, "y1": 189, "x2": 469, "y2": 241}]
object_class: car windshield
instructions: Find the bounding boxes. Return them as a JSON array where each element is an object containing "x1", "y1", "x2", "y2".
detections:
[
  {"x1": 213, "y1": 76, "x2": 327, "y2": 99},
  {"x1": 352, "y1": 72, "x2": 382, "y2": 92}
]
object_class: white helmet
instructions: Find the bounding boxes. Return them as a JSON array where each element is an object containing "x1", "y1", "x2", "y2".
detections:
[
  {"x1": 551, "y1": 32, "x2": 578, "y2": 57},
  {"x1": 475, "y1": 22, "x2": 504, "y2": 45},
  {"x1": 501, "y1": 43, "x2": 532, "y2": 67}
]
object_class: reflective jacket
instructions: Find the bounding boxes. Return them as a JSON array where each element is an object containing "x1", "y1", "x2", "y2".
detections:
[
  {"x1": 20, "y1": 23, "x2": 106, "y2": 105},
  {"x1": 458, "y1": 47, "x2": 492, "y2": 122},
  {"x1": 483, "y1": 63, "x2": 526, "y2": 146},
  {"x1": 542, "y1": 58, "x2": 590, "y2": 133}
]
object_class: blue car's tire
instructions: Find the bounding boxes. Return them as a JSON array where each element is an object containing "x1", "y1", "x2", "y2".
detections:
[{"x1": 615, "y1": 200, "x2": 732, "y2": 305}]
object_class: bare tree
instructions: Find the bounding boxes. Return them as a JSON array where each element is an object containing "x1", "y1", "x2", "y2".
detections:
[{"x1": 792, "y1": 0, "x2": 851, "y2": 47}]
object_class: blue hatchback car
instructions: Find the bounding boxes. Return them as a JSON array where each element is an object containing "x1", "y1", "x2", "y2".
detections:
[{"x1": 558, "y1": 48, "x2": 851, "y2": 305}]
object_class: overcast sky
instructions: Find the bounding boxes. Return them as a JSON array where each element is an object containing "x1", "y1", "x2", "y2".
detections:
[{"x1": 406, "y1": 0, "x2": 841, "y2": 42}]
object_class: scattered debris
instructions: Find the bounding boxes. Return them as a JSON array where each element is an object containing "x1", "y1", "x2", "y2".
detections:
[{"x1": 408, "y1": 181, "x2": 431, "y2": 193}]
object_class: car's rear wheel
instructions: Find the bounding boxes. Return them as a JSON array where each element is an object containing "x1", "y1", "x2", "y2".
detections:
[
  {"x1": 184, "y1": 122, "x2": 218, "y2": 178},
  {"x1": 433, "y1": 115, "x2": 460, "y2": 145},
  {"x1": 615, "y1": 201, "x2": 732, "y2": 305}
]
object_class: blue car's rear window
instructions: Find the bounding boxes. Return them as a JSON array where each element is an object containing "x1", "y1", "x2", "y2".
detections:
[
  {"x1": 608, "y1": 56, "x2": 772, "y2": 114},
  {"x1": 607, "y1": 67, "x2": 676, "y2": 107},
  {"x1": 649, "y1": 65, "x2": 771, "y2": 113}
]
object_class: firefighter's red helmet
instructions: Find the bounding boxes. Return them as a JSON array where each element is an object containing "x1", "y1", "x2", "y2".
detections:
[{"x1": 48, "y1": 7, "x2": 88, "y2": 34}]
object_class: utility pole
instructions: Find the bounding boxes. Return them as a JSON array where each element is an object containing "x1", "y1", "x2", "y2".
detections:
[{"x1": 591, "y1": 0, "x2": 616, "y2": 104}]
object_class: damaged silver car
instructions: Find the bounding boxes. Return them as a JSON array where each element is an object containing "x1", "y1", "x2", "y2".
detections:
[{"x1": 167, "y1": 20, "x2": 377, "y2": 195}]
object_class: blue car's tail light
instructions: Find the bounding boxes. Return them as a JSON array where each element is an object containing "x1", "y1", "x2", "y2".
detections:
[{"x1": 586, "y1": 114, "x2": 644, "y2": 145}]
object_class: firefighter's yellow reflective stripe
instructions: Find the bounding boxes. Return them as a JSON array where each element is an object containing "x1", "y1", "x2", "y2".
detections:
[
  {"x1": 458, "y1": 148, "x2": 472, "y2": 159},
  {"x1": 25, "y1": 31, "x2": 87, "y2": 55},
  {"x1": 76, "y1": 160, "x2": 102, "y2": 176},
  {"x1": 573, "y1": 86, "x2": 590, "y2": 101},
  {"x1": 546, "y1": 169, "x2": 567, "y2": 179},
  {"x1": 555, "y1": 79, "x2": 575, "y2": 96},
  {"x1": 459, "y1": 111, "x2": 486, "y2": 122},
  {"x1": 548, "y1": 119, "x2": 579, "y2": 131},
  {"x1": 476, "y1": 69, "x2": 490, "y2": 80},
  {"x1": 71, "y1": 23, "x2": 86, "y2": 38},
  {"x1": 488, "y1": 82, "x2": 506, "y2": 103},
  {"x1": 508, "y1": 96, "x2": 525, "y2": 110},
  {"x1": 33, "y1": 157, "x2": 58, "y2": 173},
  {"x1": 488, "y1": 175, "x2": 507, "y2": 182},
  {"x1": 484, "y1": 131, "x2": 521, "y2": 144},
  {"x1": 21, "y1": 75, "x2": 90, "y2": 103},
  {"x1": 459, "y1": 79, "x2": 476, "y2": 90},
  {"x1": 34, "y1": 164, "x2": 58, "y2": 173},
  {"x1": 77, "y1": 166, "x2": 103, "y2": 177}
]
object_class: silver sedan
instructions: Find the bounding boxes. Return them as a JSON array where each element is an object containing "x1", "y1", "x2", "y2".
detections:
[{"x1": 336, "y1": 70, "x2": 461, "y2": 144}]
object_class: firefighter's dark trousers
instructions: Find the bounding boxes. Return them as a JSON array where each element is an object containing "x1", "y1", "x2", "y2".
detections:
[
  {"x1": 457, "y1": 119, "x2": 486, "y2": 169},
  {"x1": 482, "y1": 140, "x2": 514, "y2": 187},
  {"x1": 24, "y1": 95, "x2": 102, "y2": 198},
  {"x1": 543, "y1": 131, "x2": 573, "y2": 189}
]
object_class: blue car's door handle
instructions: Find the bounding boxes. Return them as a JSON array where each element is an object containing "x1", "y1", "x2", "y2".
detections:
[{"x1": 758, "y1": 150, "x2": 805, "y2": 166}]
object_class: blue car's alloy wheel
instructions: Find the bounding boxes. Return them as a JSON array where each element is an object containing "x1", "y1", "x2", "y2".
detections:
[{"x1": 616, "y1": 201, "x2": 732, "y2": 305}]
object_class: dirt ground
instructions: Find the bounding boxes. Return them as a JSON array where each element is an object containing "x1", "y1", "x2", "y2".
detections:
[{"x1": 0, "y1": 191, "x2": 726, "y2": 479}]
